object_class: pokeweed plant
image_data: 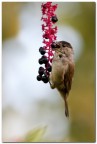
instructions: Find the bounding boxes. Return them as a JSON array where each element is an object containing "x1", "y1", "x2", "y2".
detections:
[{"x1": 37, "y1": 2, "x2": 58, "y2": 83}]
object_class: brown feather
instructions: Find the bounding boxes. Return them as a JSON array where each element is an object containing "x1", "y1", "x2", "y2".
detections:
[
  {"x1": 63, "y1": 62, "x2": 74, "y2": 117},
  {"x1": 64, "y1": 62, "x2": 75, "y2": 96},
  {"x1": 50, "y1": 41, "x2": 75, "y2": 117}
]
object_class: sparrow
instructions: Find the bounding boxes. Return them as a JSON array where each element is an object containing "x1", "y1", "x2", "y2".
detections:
[{"x1": 49, "y1": 41, "x2": 75, "y2": 117}]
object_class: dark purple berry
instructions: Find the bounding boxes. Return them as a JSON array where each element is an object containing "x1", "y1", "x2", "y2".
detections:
[
  {"x1": 43, "y1": 57, "x2": 48, "y2": 64},
  {"x1": 42, "y1": 56, "x2": 48, "y2": 64},
  {"x1": 43, "y1": 34, "x2": 49, "y2": 39},
  {"x1": 41, "y1": 50, "x2": 46, "y2": 55},
  {"x1": 39, "y1": 47, "x2": 43, "y2": 52},
  {"x1": 42, "y1": 75, "x2": 49, "y2": 83},
  {"x1": 38, "y1": 58, "x2": 43, "y2": 64},
  {"x1": 43, "y1": 4, "x2": 46, "y2": 9},
  {"x1": 51, "y1": 42, "x2": 57, "y2": 49},
  {"x1": 51, "y1": 16, "x2": 58, "y2": 23},
  {"x1": 39, "y1": 67, "x2": 44, "y2": 70},
  {"x1": 38, "y1": 67, "x2": 44, "y2": 75},
  {"x1": 37, "y1": 75, "x2": 42, "y2": 81},
  {"x1": 39, "y1": 47, "x2": 46, "y2": 55},
  {"x1": 47, "y1": 65, "x2": 52, "y2": 72}
]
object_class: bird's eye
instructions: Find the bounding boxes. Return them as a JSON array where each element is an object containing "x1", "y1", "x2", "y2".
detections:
[{"x1": 59, "y1": 54, "x2": 62, "y2": 58}]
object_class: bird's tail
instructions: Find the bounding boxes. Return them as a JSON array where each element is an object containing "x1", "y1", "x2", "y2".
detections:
[
  {"x1": 64, "y1": 98, "x2": 69, "y2": 117},
  {"x1": 58, "y1": 90, "x2": 69, "y2": 117}
]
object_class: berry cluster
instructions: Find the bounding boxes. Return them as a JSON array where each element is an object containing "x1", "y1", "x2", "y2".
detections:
[{"x1": 37, "y1": 2, "x2": 58, "y2": 83}]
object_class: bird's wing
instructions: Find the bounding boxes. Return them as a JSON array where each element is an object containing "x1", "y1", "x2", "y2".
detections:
[{"x1": 64, "y1": 62, "x2": 75, "y2": 96}]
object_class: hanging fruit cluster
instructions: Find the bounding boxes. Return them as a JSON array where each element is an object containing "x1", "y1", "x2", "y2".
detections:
[{"x1": 37, "y1": 2, "x2": 58, "y2": 83}]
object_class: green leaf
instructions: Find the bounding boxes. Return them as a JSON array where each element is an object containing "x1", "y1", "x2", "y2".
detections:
[{"x1": 24, "y1": 126, "x2": 47, "y2": 142}]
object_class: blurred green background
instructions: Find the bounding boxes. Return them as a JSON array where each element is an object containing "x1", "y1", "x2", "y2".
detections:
[{"x1": 2, "y1": 2, "x2": 95, "y2": 142}]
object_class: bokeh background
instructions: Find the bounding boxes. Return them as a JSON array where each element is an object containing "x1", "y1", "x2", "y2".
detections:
[{"x1": 2, "y1": 2, "x2": 95, "y2": 142}]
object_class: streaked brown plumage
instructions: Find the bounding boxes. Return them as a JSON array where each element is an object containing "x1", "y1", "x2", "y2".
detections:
[{"x1": 49, "y1": 41, "x2": 75, "y2": 117}]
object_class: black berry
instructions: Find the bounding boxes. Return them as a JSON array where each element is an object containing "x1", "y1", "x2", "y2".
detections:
[
  {"x1": 38, "y1": 67, "x2": 44, "y2": 75},
  {"x1": 47, "y1": 65, "x2": 52, "y2": 72},
  {"x1": 43, "y1": 4, "x2": 46, "y2": 9},
  {"x1": 39, "y1": 47, "x2": 46, "y2": 55},
  {"x1": 43, "y1": 34, "x2": 49, "y2": 39},
  {"x1": 51, "y1": 42, "x2": 57, "y2": 48},
  {"x1": 37, "y1": 75, "x2": 42, "y2": 81},
  {"x1": 42, "y1": 75, "x2": 49, "y2": 83},
  {"x1": 42, "y1": 56, "x2": 48, "y2": 64},
  {"x1": 38, "y1": 58, "x2": 43, "y2": 64},
  {"x1": 39, "y1": 67, "x2": 44, "y2": 70},
  {"x1": 51, "y1": 16, "x2": 58, "y2": 23}
]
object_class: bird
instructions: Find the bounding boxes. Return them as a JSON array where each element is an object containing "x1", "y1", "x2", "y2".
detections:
[{"x1": 49, "y1": 41, "x2": 75, "y2": 117}]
